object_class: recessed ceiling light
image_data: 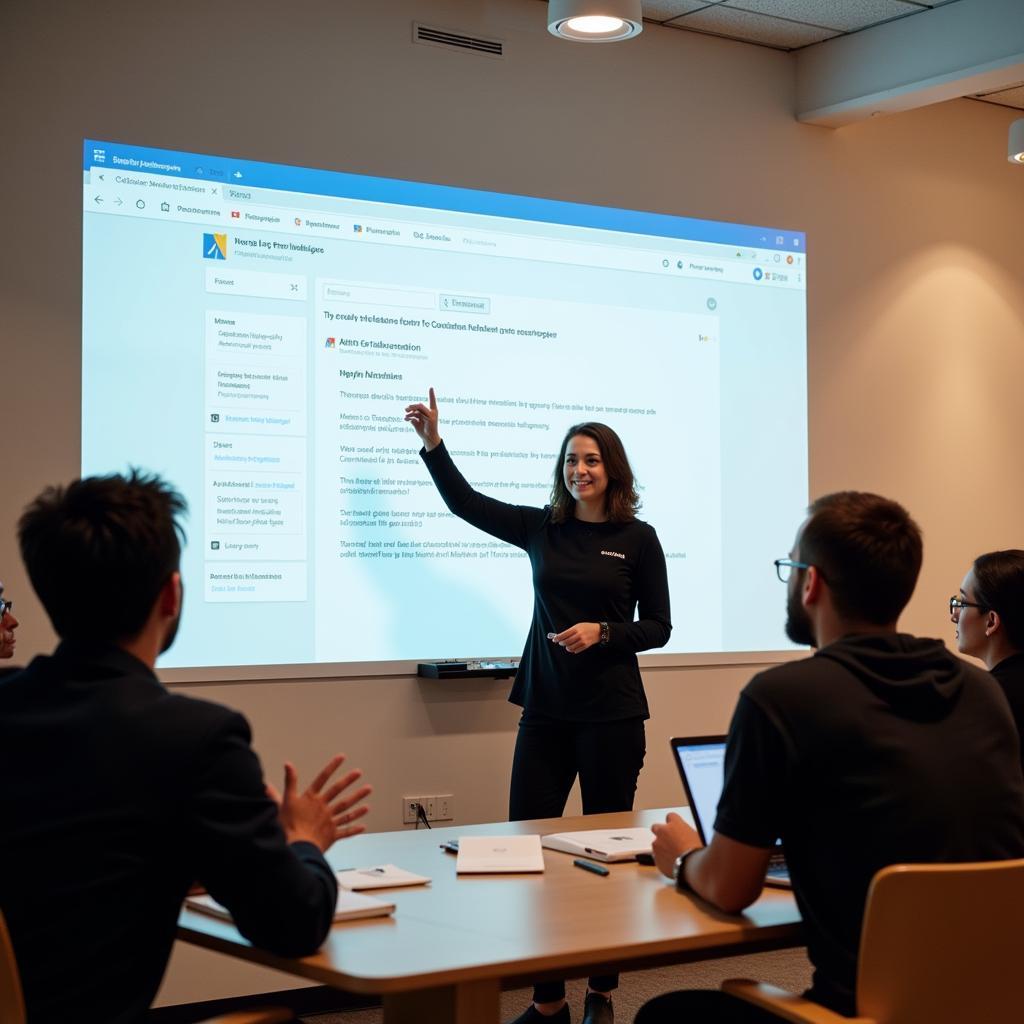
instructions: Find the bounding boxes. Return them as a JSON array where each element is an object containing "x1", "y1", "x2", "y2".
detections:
[
  {"x1": 1010, "y1": 119, "x2": 1024, "y2": 164},
  {"x1": 548, "y1": 0, "x2": 643, "y2": 42}
]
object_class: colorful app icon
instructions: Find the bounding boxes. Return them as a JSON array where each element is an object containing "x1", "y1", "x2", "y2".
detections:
[
  {"x1": 231, "y1": 210, "x2": 240, "y2": 218},
  {"x1": 353, "y1": 224, "x2": 363, "y2": 233},
  {"x1": 325, "y1": 337, "x2": 336, "y2": 349},
  {"x1": 752, "y1": 267, "x2": 763, "y2": 281},
  {"x1": 203, "y1": 233, "x2": 228, "y2": 260}
]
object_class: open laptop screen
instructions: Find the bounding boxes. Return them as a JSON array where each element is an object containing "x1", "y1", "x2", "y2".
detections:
[{"x1": 671, "y1": 737, "x2": 728, "y2": 844}]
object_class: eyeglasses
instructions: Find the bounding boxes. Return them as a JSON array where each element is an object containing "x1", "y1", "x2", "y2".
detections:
[
  {"x1": 0, "y1": 598, "x2": 12, "y2": 618},
  {"x1": 774, "y1": 558, "x2": 810, "y2": 583},
  {"x1": 949, "y1": 596, "x2": 986, "y2": 616}
]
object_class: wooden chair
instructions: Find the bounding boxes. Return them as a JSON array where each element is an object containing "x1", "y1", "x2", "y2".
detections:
[
  {"x1": 722, "y1": 858, "x2": 1024, "y2": 1024},
  {"x1": 0, "y1": 908, "x2": 292, "y2": 1024}
]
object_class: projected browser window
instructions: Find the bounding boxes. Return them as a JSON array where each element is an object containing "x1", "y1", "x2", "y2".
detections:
[{"x1": 82, "y1": 140, "x2": 807, "y2": 670}]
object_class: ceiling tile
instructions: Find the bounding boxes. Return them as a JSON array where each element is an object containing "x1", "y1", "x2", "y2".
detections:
[
  {"x1": 973, "y1": 83, "x2": 1024, "y2": 110},
  {"x1": 722, "y1": 0, "x2": 922, "y2": 32},
  {"x1": 643, "y1": 0, "x2": 715, "y2": 21},
  {"x1": 668, "y1": 5, "x2": 840, "y2": 48}
]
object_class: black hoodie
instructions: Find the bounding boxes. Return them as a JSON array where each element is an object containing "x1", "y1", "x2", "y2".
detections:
[{"x1": 715, "y1": 633, "x2": 1024, "y2": 1017}]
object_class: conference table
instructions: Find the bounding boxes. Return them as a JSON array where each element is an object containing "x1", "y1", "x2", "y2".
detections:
[{"x1": 177, "y1": 808, "x2": 803, "y2": 1024}]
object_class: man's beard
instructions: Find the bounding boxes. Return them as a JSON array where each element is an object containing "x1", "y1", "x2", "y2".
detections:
[{"x1": 785, "y1": 585, "x2": 816, "y2": 647}]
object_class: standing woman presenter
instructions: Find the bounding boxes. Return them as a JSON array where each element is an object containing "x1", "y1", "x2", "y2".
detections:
[{"x1": 405, "y1": 388, "x2": 671, "y2": 1024}]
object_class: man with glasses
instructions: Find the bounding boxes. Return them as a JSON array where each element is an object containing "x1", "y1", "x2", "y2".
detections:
[
  {"x1": 640, "y1": 492, "x2": 1024, "y2": 1023},
  {"x1": 0, "y1": 472, "x2": 372, "y2": 1024},
  {"x1": 0, "y1": 583, "x2": 19, "y2": 661}
]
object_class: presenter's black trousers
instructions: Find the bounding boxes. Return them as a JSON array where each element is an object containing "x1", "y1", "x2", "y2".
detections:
[{"x1": 509, "y1": 711, "x2": 646, "y2": 1003}]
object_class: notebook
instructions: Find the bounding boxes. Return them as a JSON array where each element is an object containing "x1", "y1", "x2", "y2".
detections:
[
  {"x1": 541, "y1": 827, "x2": 653, "y2": 862},
  {"x1": 670, "y1": 735, "x2": 791, "y2": 889},
  {"x1": 335, "y1": 864, "x2": 430, "y2": 890},
  {"x1": 455, "y1": 834, "x2": 545, "y2": 873},
  {"x1": 185, "y1": 887, "x2": 396, "y2": 922}
]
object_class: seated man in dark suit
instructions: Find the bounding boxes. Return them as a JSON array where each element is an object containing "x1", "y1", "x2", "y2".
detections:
[
  {"x1": 0, "y1": 471, "x2": 372, "y2": 1024},
  {"x1": 640, "y1": 492, "x2": 1024, "y2": 1023}
]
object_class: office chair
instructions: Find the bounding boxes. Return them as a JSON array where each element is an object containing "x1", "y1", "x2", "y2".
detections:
[
  {"x1": 722, "y1": 857, "x2": 1024, "y2": 1024},
  {"x1": 0, "y1": 908, "x2": 292, "y2": 1024}
]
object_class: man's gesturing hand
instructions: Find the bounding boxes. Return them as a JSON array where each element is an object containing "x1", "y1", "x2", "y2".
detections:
[{"x1": 267, "y1": 753, "x2": 372, "y2": 853}]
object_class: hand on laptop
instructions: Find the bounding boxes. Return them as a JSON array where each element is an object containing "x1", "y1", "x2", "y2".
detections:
[
  {"x1": 267, "y1": 753, "x2": 372, "y2": 852},
  {"x1": 651, "y1": 812, "x2": 702, "y2": 879}
]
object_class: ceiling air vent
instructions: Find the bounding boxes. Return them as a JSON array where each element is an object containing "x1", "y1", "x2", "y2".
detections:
[{"x1": 413, "y1": 22, "x2": 505, "y2": 58}]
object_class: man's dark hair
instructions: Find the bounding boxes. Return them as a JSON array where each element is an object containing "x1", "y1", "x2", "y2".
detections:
[
  {"x1": 550, "y1": 422, "x2": 640, "y2": 524},
  {"x1": 799, "y1": 491, "x2": 922, "y2": 625},
  {"x1": 18, "y1": 471, "x2": 187, "y2": 643},
  {"x1": 972, "y1": 550, "x2": 1024, "y2": 651}
]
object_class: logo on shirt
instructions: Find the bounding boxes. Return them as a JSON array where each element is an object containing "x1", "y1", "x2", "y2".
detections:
[{"x1": 601, "y1": 550, "x2": 626, "y2": 560}]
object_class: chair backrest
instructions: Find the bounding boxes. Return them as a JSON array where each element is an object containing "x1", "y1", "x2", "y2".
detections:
[
  {"x1": 0, "y1": 909, "x2": 26, "y2": 1024},
  {"x1": 857, "y1": 858, "x2": 1024, "y2": 1024}
]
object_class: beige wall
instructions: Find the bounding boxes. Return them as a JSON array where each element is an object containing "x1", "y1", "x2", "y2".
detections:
[{"x1": 2, "y1": 0, "x2": 1023, "y2": 1006}]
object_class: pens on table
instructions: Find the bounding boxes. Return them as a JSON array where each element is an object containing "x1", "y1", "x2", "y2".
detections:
[{"x1": 573, "y1": 858, "x2": 610, "y2": 877}]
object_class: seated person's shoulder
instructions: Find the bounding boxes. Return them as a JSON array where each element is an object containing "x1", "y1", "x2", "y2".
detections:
[
  {"x1": 133, "y1": 688, "x2": 253, "y2": 758},
  {"x1": 743, "y1": 655, "x2": 841, "y2": 700}
]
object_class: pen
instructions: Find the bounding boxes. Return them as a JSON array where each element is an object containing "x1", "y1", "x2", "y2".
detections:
[{"x1": 573, "y1": 858, "x2": 610, "y2": 877}]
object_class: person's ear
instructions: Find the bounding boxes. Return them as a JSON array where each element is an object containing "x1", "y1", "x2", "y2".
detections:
[
  {"x1": 985, "y1": 609, "x2": 1001, "y2": 638},
  {"x1": 159, "y1": 572, "x2": 182, "y2": 619},
  {"x1": 802, "y1": 565, "x2": 824, "y2": 606}
]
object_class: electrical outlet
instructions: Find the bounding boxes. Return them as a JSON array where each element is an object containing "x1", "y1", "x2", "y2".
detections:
[
  {"x1": 402, "y1": 794, "x2": 455, "y2": 824},
  {"x1": 402, "y1": 797, "x2": 425, "y2": 825}
]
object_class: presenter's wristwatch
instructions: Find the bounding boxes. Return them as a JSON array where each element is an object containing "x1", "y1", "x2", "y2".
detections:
[
  {"x1": 673, "y1": 848, "x2": 700, "y2": 893},
  {"x1": 599, "y1": 621, "x2": 610, "y2": 646}
]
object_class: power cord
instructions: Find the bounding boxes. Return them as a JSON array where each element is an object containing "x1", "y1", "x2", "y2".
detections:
[{"x1": 415, "y1": 802, "x2": 432, "y2": 830}]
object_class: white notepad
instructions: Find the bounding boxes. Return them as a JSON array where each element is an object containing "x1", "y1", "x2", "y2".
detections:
[
  {"x1": 541, "y1": 827, "x2": 654, "y2": 862},
  {"x1": 185, "y1": 888, "x2": 396, "y2": 923},
  {"x1": 336, "y1": 864, "x2": 430, "y2": 890},
  {"x1": 456, "y1": 834, "x2": 545, "y2": 873}
]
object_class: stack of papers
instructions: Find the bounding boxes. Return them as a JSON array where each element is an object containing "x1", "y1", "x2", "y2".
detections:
[
  {"x1": 186, "y1": 888, "x2": 395, "y2": 923},
  {"x1": 456, "y1": 835, "x2": 545, "y2": 874},
  {"x1": 541, "y1": 827, "x2": 654, "y2": 862},
  {"x1": 336, "y1": 864, "x2": 430, "y2": 890}
]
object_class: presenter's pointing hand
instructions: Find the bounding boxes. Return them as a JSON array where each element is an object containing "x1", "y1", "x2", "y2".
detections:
[
  {"x1": 267, "y1": 753, "x2": 373, "y2": 853},
  {"x1": 404, "y1": 386, "x2": 441, "y2": 451},
  {"x1": 549, "y1": 622, "x2": 601, "y2": 654}
]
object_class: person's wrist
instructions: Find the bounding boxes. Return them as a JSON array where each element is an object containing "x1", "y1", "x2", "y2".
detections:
[
  {"x1": 673, "y1": 847, "x2": 700, "y2": 893},
  {"x1": 423, "y1": 435, "x2": 441, "y2": 452}
]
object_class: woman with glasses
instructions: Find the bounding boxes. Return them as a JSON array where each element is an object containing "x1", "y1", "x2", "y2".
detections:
[
  {"x1": 951, "y1": 550, "x2": 1024, "y2": 764},
  {"x1": 0, "y1": 584, "x2": 19, "y2": 661},
  {"x1": 405, "y1": 388, "x2": 671, "y2": 1024}
]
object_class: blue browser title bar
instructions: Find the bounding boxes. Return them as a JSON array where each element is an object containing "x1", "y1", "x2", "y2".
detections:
[{"x1": 84, "y1": 139, "x2": 806, "y2": 252}]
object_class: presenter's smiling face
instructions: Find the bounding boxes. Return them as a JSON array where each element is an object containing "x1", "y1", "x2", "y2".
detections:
[{"x1": 564, "y1": 435, "x2": 608, "y2": 510}]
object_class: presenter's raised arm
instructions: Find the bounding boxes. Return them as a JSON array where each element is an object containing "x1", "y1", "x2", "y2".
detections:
[
  {"x1": 404, "y1": 387, "x2": 541, "y2": 549},
  {"x1": 404, "y1": 386, "x2": 441, "y2": 451}
]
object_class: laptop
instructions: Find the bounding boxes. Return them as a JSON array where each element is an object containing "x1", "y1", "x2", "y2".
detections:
[{"x1": 670, "y1": 735, "x2": 791, "y2": 889}]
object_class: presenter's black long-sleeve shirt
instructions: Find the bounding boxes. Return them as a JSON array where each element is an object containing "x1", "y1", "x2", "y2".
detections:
[{"x1": 422, "y1": 442, "x2": 671, "y2": 721}]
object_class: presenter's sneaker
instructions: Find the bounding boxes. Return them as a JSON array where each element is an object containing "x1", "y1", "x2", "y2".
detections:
[
  {"x1": 582, "y1": 992, "x2": 613, "y2": 1024},
  {"x1": 507, "y1": 1004, "x2": 571, "y2": 1024}
]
